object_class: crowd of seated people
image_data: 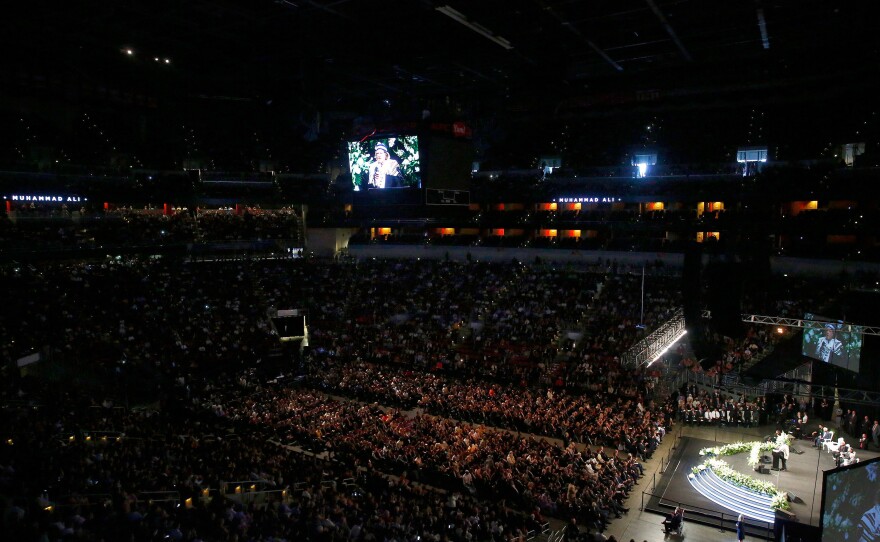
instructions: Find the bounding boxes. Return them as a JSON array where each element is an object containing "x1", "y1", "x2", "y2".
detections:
[
  {"x1": 0, "y1": 258, "x2": 278, "y2": 379},
  {"x1": 0, "y1": 380, "x2": 544, "y2": 541},
  {"x1": 677, "y1": 384, "x2": 769, "y2": 428},
  {"x1": 0, "y1": 206, "x2": 300, "y2": 251},
  {"x1": 0, "y1": 255, "x2": 690, "y2": 541},
  {"x1": 259, "y1": 259, "x2": 680, "y2": 388},
  {"x1": 265, "y1": 260, "x2": 596, "y2": 383},
  {"x1": 1, "y1": 257, "x2": 680, "y2": 392},
  {"x1": 306, "y1": 359, "x2": 669, "y2": 454},
  {"x1": 195, "y1": 207, "x2": 300, "y2": 242},
  {"x1": 558, "y1": 272, "x2": 680, "y2": 388},
  {"x1": 223, "y1": 385, "x2": 650, "y2": 534}
]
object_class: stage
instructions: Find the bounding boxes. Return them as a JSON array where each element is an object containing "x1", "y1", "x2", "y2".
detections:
[{"x1": 643, "y1": 432, "x2": 874, "y2": 534}]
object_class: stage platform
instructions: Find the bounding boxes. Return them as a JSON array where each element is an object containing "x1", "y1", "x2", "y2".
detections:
[{"x1": 643, "y1": 432, "x2": 878, "y2": 537}]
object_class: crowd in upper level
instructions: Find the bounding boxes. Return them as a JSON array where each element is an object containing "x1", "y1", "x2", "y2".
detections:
[{"x1": 0, "y1": 206, "x2": 301, "y2": 252}]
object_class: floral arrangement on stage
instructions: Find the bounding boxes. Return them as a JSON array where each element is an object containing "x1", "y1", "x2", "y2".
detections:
[
  {"x1": 698, "y1": 435, "x2": 791, "y2": 462},
  {"x1": 698, "y1": 441, "x2": 752, "y2": 458},
  {"x1": 692, "y1": 437, "x2": 794, "y2": 511},
  {"x1": 690, "y1": 459, "x2": 790, "y2": 510}
]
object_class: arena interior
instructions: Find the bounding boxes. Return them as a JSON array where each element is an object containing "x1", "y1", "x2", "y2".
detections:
[{"x1": 2, "y1": 2, "x2": 880, "y2": 542}]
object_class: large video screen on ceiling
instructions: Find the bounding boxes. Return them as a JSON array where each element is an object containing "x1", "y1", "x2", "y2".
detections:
[
  {"x1": 347, "y1": 136, "x2": 421, "y2": 191},
  {"x1": 821, "y1": 457, "x2": 880, "y2": 541},
  {"x1": 802, "y1": 313, "x2": 862, "y2": 373}
]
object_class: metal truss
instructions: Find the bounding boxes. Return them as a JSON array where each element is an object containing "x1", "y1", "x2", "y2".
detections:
[
  {"x1": 702, "y1": 311, "x2": 880, "y2": 336},
  {"x1": 683, "y1": 370, "x2": 880, "y2": 406},
  {"x1": 642, "y1": 309, "x2": 880, "y2": 405},
  {"x1": 622, "y1": 308, "x2": 686, "y2": 369}
]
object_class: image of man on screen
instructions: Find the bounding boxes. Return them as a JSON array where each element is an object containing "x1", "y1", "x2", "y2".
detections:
[
  {"x1": 857, "y1": 488, "x2": 880, "y2": 542},
  {"x1": 816, "y1": 324, "x2": 844, "y2": 364},
  {"x1": 366, "y1": 143, "x2": 401, "y2": 189}
]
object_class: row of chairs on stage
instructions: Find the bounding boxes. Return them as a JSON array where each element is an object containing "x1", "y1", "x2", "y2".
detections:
[{"x1": 813, "y1": 429, "x2": 860, "y2": 466}]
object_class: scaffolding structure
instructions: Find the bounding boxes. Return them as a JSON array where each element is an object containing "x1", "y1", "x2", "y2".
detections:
[{"x1": 621, "y1": 308, "x2": 686, "y2": 369}]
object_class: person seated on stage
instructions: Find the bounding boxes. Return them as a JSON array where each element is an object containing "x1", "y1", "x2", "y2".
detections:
[
  {"x1": 837, "y1": 443, "x2": 855, "y2": 467},
  {"x1": 662, "y1": 507, "x2": 685, "y2": 533},
  {"x1": 791, "y1": 420, "x2": 804, "y2": 440},
  {"x1": 860, "y1": 433, "x2": 869, "y2": 450},
  {"x1": 813, "y1": 426, "x2": 832, "y2": 448}
]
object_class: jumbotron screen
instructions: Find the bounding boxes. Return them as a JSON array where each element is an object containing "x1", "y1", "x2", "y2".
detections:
[
  {"x1": 347, "y1": 136, "x2": 421, "y2": 191},
  {"x1": 802, "y1": 314, "x2": 863, "y2": 373},
  {"x1": 821, "y1": 457, "x2": 880, "y2": 541}
]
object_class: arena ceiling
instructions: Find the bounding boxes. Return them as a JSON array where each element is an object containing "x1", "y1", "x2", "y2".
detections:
[{"x1": 5, "y1": 0, "x2": 876, "y2": 116}]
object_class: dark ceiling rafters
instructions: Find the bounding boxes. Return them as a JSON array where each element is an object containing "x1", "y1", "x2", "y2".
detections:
[
  {"x1": 531, "y1": 0, "x2": 624, "y2": 72},
  {"x1": 644, "y1": 0, "x2": 692, "y2": 62},
  {"x1": 0, "y1": 0, "x2": 871, "y2": 118}
]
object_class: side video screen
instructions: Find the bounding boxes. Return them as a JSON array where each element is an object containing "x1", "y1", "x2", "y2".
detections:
[
  {"x1": 822, "y1": 457, "x2": 880, "y2": 542},
  {"x1": 802, "y1": 314, "x2": 863, "y2": 373}
]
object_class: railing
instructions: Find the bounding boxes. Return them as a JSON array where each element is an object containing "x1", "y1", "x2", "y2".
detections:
[
  {"x1": 639, "y1": 492, "x2": 775, "y2": 540},
  {"x1": 526, "y1": 521, "x2": 551, "y2": 540},
  {"x1": 220, "y1": 480, "x2": 291, "y2": 505},
  {"x1": 231, "y1": 488, "x2": 290, "y2": 506},
  {"x1": 80, "y1": 430, "x2": 124, "y2": 442},
  {"x1": 684, "y1": 366, "x2": 880, "y2": 405},
  {"x1": 46, "y1": 493, "x2": 112, "y2": 510},
  {"x1": 138, "y1": 490, "x2": 180, "y2": 504},
  {"x1": 640, "y1": 425, "x2": 684, "y2": 499}
]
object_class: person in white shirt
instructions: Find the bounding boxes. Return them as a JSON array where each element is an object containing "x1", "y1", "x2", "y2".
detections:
[{"x1": 772, "y1": 440, "x2": 790, "y2": 470}]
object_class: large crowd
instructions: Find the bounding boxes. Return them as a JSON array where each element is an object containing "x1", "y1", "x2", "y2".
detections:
[
  {"x1": 0, "y1": 256, "x2": 690, "y2": 541},
  {"x1": 1, "y1": 380, "x2": 548, "y2": 542},
  {"x1": 0, "y1": 207, "x2": 301, "y2": 251},
  {"x1": 2, "y1": 254, "x2": 855, "y2": 541}
]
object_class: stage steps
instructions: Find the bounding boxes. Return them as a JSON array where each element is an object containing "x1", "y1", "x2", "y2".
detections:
[{"x1": 688, "y1": 468, "x2": 776, "y2": 523}]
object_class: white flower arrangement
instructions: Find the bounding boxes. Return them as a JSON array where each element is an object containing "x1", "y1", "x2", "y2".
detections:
[
  {"x1": 698, "y1": 441, "x2": 752, "y2": 457},
  {"x1": 770, "y1": 492, "x2": 790, "y2": 511},
  {"x1": 691, "y1": 438, "x2": 794, "y2": 511},
  {"x1": 692, "y1": 457, "x2": 791, "y2": 511},
  {"x1": 747, "y1": 443, "x2": 761, "y2": 467}
]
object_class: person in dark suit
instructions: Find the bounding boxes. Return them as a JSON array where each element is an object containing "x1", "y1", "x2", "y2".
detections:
[
  {"x1": 662, "y1": 507, "x2": 684, "y2": 533},
  {"x1": 872, "y1": 420, "x2": 880, "y2": 450},
  {"x1": 814, "y1": 426, "x2": 832, "y2": 448},
  {"x1": 737, "y1": 514, "x2": 746, "y2": 542}
]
